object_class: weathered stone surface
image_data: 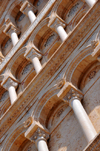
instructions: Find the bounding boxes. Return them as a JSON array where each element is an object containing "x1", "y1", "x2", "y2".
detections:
[
  {"x1": 84, "y1": 133, "x2": 100, "y2": 151},
  {"x1": 0, "y1": 0, "x2": 100, "y2": 151}
]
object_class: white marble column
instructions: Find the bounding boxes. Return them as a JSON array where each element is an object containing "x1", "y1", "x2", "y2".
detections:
[
  {"x1": 2, "y1": 77, "x2": 18, "y2": 104},
  {"x1": 20, "y1": 0, "x2": 37, "y2": 23},
  {"x1": 24, "y1": 44, "x2": 42, "y2": 74},
  {"x1": 60, "y1": 83, "x2": 97, "y2": 143},
  {"x1": 48, "y1": 13, "x2": 68, "y2": 42},
  {"x1": 70, "y1": 97, "x2": 97, "y2": 143},
  {"x1": 3, "y1": 22, "x2": 19, "y2": 46},
  {"x1": 25, "y1": 121, "x2": 49, "y2": 151},
  {"x1": 85, "y1": 0, "x2": 96, "y2": 7},
  {"x1": 35, "y1": 136, "x2": 49, "y2": 151}
]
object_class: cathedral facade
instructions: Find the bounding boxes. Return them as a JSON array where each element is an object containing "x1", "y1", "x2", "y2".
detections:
[{"x1": 0, "y1": 0, "x2": 100, "y2": 150}]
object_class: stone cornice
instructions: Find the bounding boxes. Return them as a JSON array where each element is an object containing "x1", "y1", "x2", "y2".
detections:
[
  {"x1": 0, "y1": 0, "x2": 57, "y2": 73},
  {"x1": 0, "y1": 0, "x2": 99, "y2": 139}
]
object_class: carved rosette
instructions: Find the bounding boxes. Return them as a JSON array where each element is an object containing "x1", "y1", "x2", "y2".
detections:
[
  {"x1": 3, "y1": 22, "x2": 20, "y2": 37},
  {"x1": 20, "y1": 0, "x2": 37, "y2": 16},
  {"x1": 57, "y1": 82, "x2": 83, "y2": 107},
  {"x1": 48, "y1": 12, "x2": 66, "y2": 33},
  {"x1": 25, "y1": 121, "x2": 49, "y2": 145},
  {"x1": 24, "y1": 44, "x2": 42, "y2": 62},
  {"x1": 24, "y1": 117, "x2": 33, "y2": 128}
]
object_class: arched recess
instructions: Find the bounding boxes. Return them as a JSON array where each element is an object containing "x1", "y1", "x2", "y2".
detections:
[
  {"x1": 29, "y1": 18, "x2": 60, "y2": 62},
  {"x1": 65, "y1": 46, "x2": 96, "y2": 88},
  {"x1": 33, "y1": 84, "x2": 65, "y2": 129},
  {"x1": 5, "y1": 0, "x2": 22, "y2": 27},
  {"x1": 52, "y1": 0, "x2": 89, "y2": 34},
  {"x1": 5, "y1": 0, "x2": 30, "y2": 37},
  {"x1": 2, "y1": 124, "x2": 37, "y2": 151},
  {"x1": 7, "y1": 47, "x2": 36, "y2": 93}
]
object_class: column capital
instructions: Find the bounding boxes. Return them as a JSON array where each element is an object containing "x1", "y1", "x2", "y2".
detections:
[
  {"x1": 57, "y1": 82, "x2": 83, "y2": 107},
  {"x1": 20, "y1": 0, "x2": 37, "y2": 16},
  {"x1": 3, "y1": 22, "x2": 20, "y2": 38},
  {"x1": 91, "y1": 42, "x2": 100, "y2": 62},
  {"x1": 48, "y1": 12, "x2": 66, "y2": 33},
  {"x1": 24, "y1": 43, "x2": 42, "y2": 62},
  {"x1": 1, "y1": 69, "x2": 18, "y2": 90},
  {"x1": 25, "y1": 121, "x2": 49, "y2": 145}
]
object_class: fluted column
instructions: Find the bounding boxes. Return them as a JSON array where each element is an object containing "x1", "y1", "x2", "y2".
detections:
[
  {"x1": 20, "y1": 0, "x2": 37, "y2": 23},
  {"x1": 58, "y1": 82, "x2": 97, "y2": 143},
  {"x1": 48, "y1": 13, "x2": 68, "y2": 42},
  {"x1": 25, "y1": 121, "x2": 49, "y2": 151},
  {"x1": 24, "y1": 43, "x2": 42, "y2": 74},
  {"x1": 3, "y1": 22, "x2": 20, "y2": 46},
  {"x1": 85, "y1": 0, "x2": 96, "y2": 7}
]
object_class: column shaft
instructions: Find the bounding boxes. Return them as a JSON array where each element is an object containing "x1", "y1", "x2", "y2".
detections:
[
  {"x1": 8, "y1": 86, "x2": 17, "y2": 104},
  {"x1": 85, "y1": 0, "x2": 96, "y2": 7},
  {"x1": 37, "y1": 139, "x2": 49, "y2": 151},
  {"x1": 71, "y1": 98, "x2": 97, "y2": 143},
  {"x1": 32, "y1": 57, "x2": 42, "y2": 74},
  {"x1": 28, "y1": 10, "x2": 36, "y2": 23},
  {"x1": 11, "y1": 31, "x2": 19, "y2": 46},
  {"x1": 56, "y1": 25, "x2": 68, "y2": 42}
]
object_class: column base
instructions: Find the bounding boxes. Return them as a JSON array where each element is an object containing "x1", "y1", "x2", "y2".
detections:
[{"x1": 83, "y1": 132, "x2": 100, "y2": 151}]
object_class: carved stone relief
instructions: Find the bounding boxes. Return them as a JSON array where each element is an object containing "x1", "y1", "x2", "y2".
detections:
[{"x1": 80, "y1": 63, "x2": 100, "y2": 90}]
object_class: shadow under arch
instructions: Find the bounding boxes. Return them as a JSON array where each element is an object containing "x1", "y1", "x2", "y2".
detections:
[
  {"x1": 33, "y1": 85, "x2": 63, "y2": 128},
  {"x1": 65, "y1": 46, "x2": 97, "y2": 89},
  {"x1": 28, "y1": 17, "x2": 51, "y2": 48},
  {"x1": 5, "y1": 0, "x2": 22, "y2": 24},
  {"x1": 7, "y1": 46, "x2": 27, "y2": 78}
]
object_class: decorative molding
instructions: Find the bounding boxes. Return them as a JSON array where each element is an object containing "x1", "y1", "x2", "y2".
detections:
[
  {"x1": 1, "y1": 68, "x2": 19, "y2": 90},
  {"x1": 20, "y1": 0, "x2": 37, "y2": 16},
  {"x1": 23, "y1": 117, "x2": 33, "y2": 128},
  {"x1": 3, "y1": 21, "x2": 20, "y2": 38},
  {"x1": 25, "y1": 121, "x2": 49, "y2": 143},
  {"x1": 24, "y1": 42, "x2": 42, "y2": 62},
  {"x1": 57, "y1": 82, "x2": 83, "y2": 107},
  {"x1": 48, "y1": 12, "x2": 66, "y2": 33}
]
